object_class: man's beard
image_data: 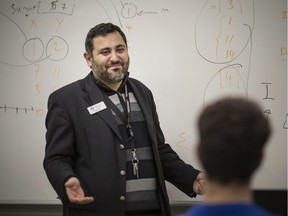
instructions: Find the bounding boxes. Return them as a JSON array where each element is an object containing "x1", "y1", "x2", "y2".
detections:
[{"x1": 92, "y1": 58, "x2": 129, "y2": 84}]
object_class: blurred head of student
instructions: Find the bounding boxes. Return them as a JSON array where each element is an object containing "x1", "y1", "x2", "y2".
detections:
[
  {"x1": 83, "y1": 23, "x2": 130, "y2": 86},
  {"x1": 197, "y1": 97, "x2": 271, "y2": 186}
]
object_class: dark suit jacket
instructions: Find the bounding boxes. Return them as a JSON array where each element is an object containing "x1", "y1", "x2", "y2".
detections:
[{"x1": 44, "y1": 72, "x2": 200, "y2": 216}]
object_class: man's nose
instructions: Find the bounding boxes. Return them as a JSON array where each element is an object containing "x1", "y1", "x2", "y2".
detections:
[{"x1": 110, "y1": 51, "x2": 119, "y2": 61}]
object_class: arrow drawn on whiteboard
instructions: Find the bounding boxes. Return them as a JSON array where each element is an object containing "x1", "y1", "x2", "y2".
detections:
[{"x1": 137, "y1": 10, "x2": 158, "y2": 16}]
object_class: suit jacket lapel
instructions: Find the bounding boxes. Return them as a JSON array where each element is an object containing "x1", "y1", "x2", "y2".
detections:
[{"x1": 81, "y1": 73, "x2": 123, "y2": 141}]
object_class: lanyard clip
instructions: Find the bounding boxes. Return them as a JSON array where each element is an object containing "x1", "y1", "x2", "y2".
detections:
[{"x1": 131, "y1": 149, "x2": 139, "y2": 178}]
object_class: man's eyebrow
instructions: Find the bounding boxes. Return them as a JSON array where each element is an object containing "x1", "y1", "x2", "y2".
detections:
[
  {"x1": 116, "y1": 44, "x2": 126, "y2": 48},
  {"x1": 98, "y1": 47, "x2": 110, "y2": 52},
  {"x1": 97, "y1": 44, "x2": 126, "y2": 53}
]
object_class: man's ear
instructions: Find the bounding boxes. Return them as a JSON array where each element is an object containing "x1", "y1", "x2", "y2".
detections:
[{"x1": 84, "y1": 52, "x2": 92, "y2": 69}]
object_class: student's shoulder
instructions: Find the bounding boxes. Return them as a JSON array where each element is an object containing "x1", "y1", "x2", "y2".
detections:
[{"x1": 179, "y1": 205, "x2": 207, "y2": 216}]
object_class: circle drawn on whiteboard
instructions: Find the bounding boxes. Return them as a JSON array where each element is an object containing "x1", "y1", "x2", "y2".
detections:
[
  {"x1": 22, "y1": 37, "x2": 44, "y2": 62},
  {"x1": 121, "y1": 3, "x2": 137, "y2": 19},
  {"x1": 46, "y1": 36, "x2": 69, "y2": 61}
]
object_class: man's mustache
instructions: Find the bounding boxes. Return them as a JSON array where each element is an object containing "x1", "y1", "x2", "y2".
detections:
[{"x1": 107, "y1": 61, "x2": 123, "y2": 67}]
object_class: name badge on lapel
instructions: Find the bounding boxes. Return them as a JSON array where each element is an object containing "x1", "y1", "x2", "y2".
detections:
[{"x1": 87, "y1": 101, "x2": 107, "y2": 115}]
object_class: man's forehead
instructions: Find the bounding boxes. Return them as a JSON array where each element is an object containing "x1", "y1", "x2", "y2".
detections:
[{"x1": 92, "y1": 32, "x2": 125, "y2": 47}]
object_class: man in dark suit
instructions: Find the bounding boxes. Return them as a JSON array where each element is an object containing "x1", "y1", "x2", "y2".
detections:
[{"x1": 44, "y1": 23, "x2": 205, "y2": 216}]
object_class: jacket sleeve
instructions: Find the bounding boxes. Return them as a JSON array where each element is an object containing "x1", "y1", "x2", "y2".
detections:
[{"x1": 43, "y1": 92, "x2": 77, "y2": 202}]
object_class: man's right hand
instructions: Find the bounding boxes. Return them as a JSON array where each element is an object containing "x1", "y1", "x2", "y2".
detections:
[{"x1": 65, "y1": 177, "x2": 94, "y2": 204}]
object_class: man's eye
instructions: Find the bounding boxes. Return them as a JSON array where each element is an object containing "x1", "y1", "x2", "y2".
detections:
[
  {"x1": 100, "y1": 50, "x2": 109, "y2": 55},
  {"x1": 117, "y1": 48, "x2": 125, "y2": 53}
]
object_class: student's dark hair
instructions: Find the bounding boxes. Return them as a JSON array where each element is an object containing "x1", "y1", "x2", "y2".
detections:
[
  {"x1": 85, "y1": 23, "x2": 127, "y2": 56},
  {"x1": 198, "y1": 97, "x2": 271, "y2": 184}
]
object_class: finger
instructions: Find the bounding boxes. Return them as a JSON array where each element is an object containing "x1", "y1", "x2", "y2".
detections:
[
  {"x1": 196, "y1": 186, "x2": 204, "y2": 195},
  {"x1": 198, "y1": 183, "x2": 206, "y2": 195},
  {"x1": 70, "y1": 196, "x2": 94, "y2": 204},
  {"x1": 200, "y1": 179, "x2": 206, "y2": 186},
  {"x1": 78, "y1": 197, "x2": 94, "y2": 204}
]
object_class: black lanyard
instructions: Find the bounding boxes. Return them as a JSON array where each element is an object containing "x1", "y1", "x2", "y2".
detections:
[{"x1": 101, "y1": 85, "x2": 139, "y2": 178}]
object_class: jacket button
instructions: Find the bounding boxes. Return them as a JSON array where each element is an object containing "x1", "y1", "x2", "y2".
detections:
[
  {"x1": 120, "y1": 196, "x2": 125, "y2": 201},
  {"x1": 120, "y1": 144, "x2": 125, "y2": 149},
  {"x1": 120, "y1": 170, "x2": 126, "y2": 176}
]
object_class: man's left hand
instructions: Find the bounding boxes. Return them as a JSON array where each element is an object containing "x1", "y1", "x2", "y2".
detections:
[{"x1": 193, "y1": 172, "x2": 206, "y2": 195}]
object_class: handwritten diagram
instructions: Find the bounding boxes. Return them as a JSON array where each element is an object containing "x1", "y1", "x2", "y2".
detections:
[
  {"x1": 195, "y1": 0, "x2": 254, "y2": 103},
  {"x1": 0, "y1": 1, "x2": 73, "y2": 67},
  {"x1": 195, "y1": 0, "x2": 287, "y2": 130},
  {"x1": 0, "y1": 0, "x2": 76, "y2": 117},
  {"x1": 0, "y1": 0, "x2": 170, "y2": 116}
]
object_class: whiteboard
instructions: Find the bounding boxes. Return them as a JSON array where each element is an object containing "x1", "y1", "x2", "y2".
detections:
[{"x1": 0, "y1": 0, "x2": 287, "y2": 204}]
